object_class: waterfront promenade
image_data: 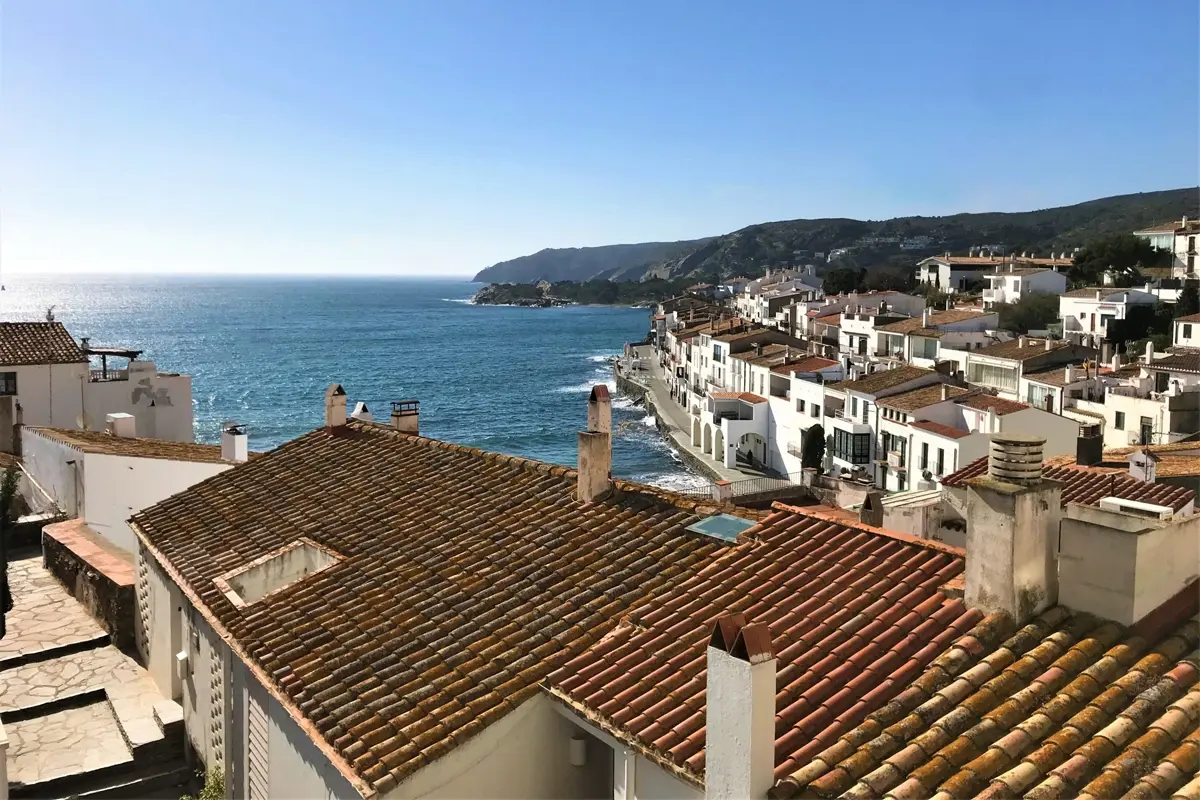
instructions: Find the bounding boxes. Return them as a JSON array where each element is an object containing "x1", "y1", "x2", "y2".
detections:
[{"x1": 615, "y1": 347, "x2": 761, "y2": 483}]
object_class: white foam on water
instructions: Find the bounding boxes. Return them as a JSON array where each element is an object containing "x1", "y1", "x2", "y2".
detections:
[
  {"x1": 612, "y1": 395, "x2": 637, "y2": 410},
  {"x1": 640, "y1": 414, "x2": 657, "y2": 428},
  {"x1": 641, "y1": 471, "x2": 710, "y2": 493},
  {"x1": 443, "y1": 298, "x2": 475, "y2": 304},
  {"x1": 555, "y1": 379, "x2": 617, "y2": 394},
  {"x1": 587, "y1": 354, "x2": 617, "y2": 363}
]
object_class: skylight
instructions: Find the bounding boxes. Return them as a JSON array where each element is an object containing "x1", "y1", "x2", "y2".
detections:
[{"x1": 686, "y1": 514, "x2": 756, "y2": 542}]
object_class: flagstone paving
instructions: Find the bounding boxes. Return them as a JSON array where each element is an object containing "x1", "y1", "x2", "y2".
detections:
[
  {"x1": 0, "y1": 551, "x2": 106, "y2": 663},
  {"x1": 5, "y1": 701, "x2": 133, "y2": 784}
]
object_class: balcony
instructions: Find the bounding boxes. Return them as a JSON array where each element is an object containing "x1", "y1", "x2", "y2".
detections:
[
  {"x1": 887, "y1": 450, "x2": 906, "y2": 470},
  {"x1": 831, "y1": 409, "x2": 872, "y2": 434},
  {"x1": 787, "y1": 441, "x2": 804, "y2": 459}
]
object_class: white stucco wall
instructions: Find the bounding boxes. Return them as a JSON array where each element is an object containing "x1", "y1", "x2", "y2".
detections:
[
  {"x1": 137, "y1": 545, "x2": 184, "y2": 702},
  {"x1": 8, "y1": 362, "x2": 88, "y2": 429},
  {"x1": 20, "y1": 430, "x2": 81, "y2": 515},
  {"x1": 82, "y1": 454, "x2": 229, "y2": 553},
  {"x1": 182, "y1": 610, "x2": 230, "y2": 781},
  {"x1": 82, "y1": 366, "x2": 194, "y2": 442}
]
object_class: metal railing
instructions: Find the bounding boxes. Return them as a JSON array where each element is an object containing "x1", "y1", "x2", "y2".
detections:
[
  {"x1": 675, "y1": 471, "x2": 808, "y2": 500},
  {"x1": 89, "y1": 369, "x2": 128, "y2": 382}
]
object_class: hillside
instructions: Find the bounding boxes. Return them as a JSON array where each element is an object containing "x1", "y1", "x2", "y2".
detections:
[
  {"x1": 474, "y1": 188, "x2": 1199, "y2": 284},
  {"x1": 472, "y1": 239, "x2": 711, "y2": 283}
]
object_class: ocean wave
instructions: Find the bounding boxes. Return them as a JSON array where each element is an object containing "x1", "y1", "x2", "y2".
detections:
[
  {"x1": 586, "y1": 353, "x2": 617, "y2": 363},
  {"x1": 443, "y1": 298, "x2": 475, "y2": 304},
  {"x1": 555, "y1": 379, "x2": 617, "y2": 394},
  {"x1": 640, "y1": 471, "x2": 710, "y2": 493},
  {"x1": 640, "y1": 414, "x2": 657, "y2": 428},
  {"x1": 612, "y1": 395, "x2": 637, "y2": 410}
]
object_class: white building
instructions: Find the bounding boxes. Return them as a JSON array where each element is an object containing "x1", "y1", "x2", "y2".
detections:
[
  {"x1": 21, "y1": 418, "x2": 252, "y2": 552},
  {"x1": 1067, "y1": 351, "x2": 1200, "y2": 449},
  {"x1": 982, "y1": 266, "x2": 1067, "y2": 309},
  {"x1": 0, "y1": 322, "x2": 194, "y2": 442},
  {"x1": 964, "y1": 337, "x2": 1096, "y2": 402},
  {"x1": 1134, "y1": 217, "x2": 1200, "y2": 277},
  {"x1": 917, "y1": 254, "x2": 1072, "y2": 293},
  {"x1": 1058, "y1": 287, "x2": 1158, "y2": 347},
  {"x1": 874, "y1": 308, "x2": 1002, "y2": 368},
  {"x1": 1174, "y1": 312, "x2": 1200, "y2": 348}
]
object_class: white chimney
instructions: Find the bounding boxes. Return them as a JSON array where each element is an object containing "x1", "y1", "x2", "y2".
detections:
[
  {"x1": 351, "y1": 401, "x2": 373, "y2": 422},
  {"x1": 1095, "y1": 290, "x2": 1103, "y2": 300},
  {"x1": 985, "y1": 406, "x2": 999, "y2": 434},
  {"x1": 940, "y1": 383, "x2": 951, "y2": 401},
  {"x1": 921, "y1": 307, "x2": 930, "y2": 327},
  {"x1": 964, "y1": 435, "x2": 1060, "y2": 624},
  {"x1": 221, "y1": 422, "x2": 249, "y2": 463},
  {"x1": 324, "y1": 384, "x2": 347, "y2": 429},
  {"x1": 1110, "y1": 354, "x2": 1121, "y2": 371},
  {"x1": 1065, "y1": 364, "x2": 1075, "y2": 383},
  {"x1": 390, "y1": 400, "x2": 419, "y2": 434},
  {"x1": 705, "y1": 613, "x2": 776, "y2": 800},
  {"x1": 106, "y1": 412, "x2": 136, "y2": 438},
  {"x1": 1044, "y1": 339, "x2": 1052, "y2": 352},
  {"x1": 578, "y1": 385, "x2": 612, "y2": 503},
  {"x1": 1018, "y1": 336, "x2": 1028, "y2": 348},
  {"x1": 1144, "y1": 341, "x2": 1155, "y2": 364}
]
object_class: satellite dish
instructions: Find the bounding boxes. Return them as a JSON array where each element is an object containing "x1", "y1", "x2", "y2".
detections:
[{"x1": 923, "y1": 470, "x2": 934, "y2": 481}]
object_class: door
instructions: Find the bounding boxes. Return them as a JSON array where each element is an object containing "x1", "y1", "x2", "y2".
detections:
[{"x1": 1139, "y1": 417, "x2": 1153, "y2": 446}]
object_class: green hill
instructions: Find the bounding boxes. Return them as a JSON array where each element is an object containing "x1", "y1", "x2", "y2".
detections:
[{"x1": 473, "y1": 188, "x2": 1199, "y2": 284}]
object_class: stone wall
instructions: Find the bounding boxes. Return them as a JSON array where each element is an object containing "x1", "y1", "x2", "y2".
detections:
[{"x1": 42, "y1": 520, "x2": 136, "y2": 654}]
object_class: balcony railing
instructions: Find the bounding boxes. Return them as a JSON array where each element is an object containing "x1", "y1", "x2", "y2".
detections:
[
  {"x1": 887, "y1": 450, "x2": 906, "y2": 470},
  {"x1": 89, "y1": 369, "x2": 128, "y2": 382},
  {"x1": 787, "y1": 441, "x2": 804, "y2": 458}
]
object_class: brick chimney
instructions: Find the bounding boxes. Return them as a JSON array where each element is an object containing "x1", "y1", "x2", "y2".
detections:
[
  {"x1": 390, "y1": 400, "x2": 419, "y2": 434},
  {"x1": 324, "y1": 384, "x2": 347, "y2": 429},
  {"x1": 221, "y1": 422, "x2": 249, "y2": 463},
  {"x1": 578, "y1": 385, "x2": 612, "y2": 503},
  {"x1": 705, "y1": 613, "x2": 775, "y2": 800},
  {"x1": 964, "y1": 435, "x2": 1061, "y2": 623}
]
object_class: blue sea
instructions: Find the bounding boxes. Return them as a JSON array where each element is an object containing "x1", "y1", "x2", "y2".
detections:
[{"x1": 3, "y1": 274, "x2": 706, "y2": 491}]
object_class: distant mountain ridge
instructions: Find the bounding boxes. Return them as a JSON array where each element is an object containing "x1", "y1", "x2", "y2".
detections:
[{"x1": 472, "y1": 188, "x2": 1199, "y2": 284}]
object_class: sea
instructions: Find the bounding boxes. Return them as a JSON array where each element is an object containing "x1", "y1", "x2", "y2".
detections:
[{"x1": 2, "y1": 274, "x2": 707, "y2": 492}]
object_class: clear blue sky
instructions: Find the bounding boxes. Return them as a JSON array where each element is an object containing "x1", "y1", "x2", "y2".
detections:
[{"x1": 3, "y1": 1, "x2": 1197, "y2": 276}]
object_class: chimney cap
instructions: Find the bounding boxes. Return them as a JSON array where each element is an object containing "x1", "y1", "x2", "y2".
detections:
[
  {"x1": 708, "y1": 613, "x2": 773, "y2": 663},
  {"x1": 222, "y1": 420, "x2": 246, "y2": 436},
  {"x1": 589, "y1": 384, "x2": 611, "y2": 403},
  {"x1": 390, "y1": 399, "x2": 419, "y2": 415},
  {"x1": 325, "y1": 384, "x2": 346, "y2": 400}
]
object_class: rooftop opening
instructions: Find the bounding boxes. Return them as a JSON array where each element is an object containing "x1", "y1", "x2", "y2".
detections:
[
  {"x1": 214, "y1": 538, "x2": 341, "y2": 609},
  {"x1": 686, "y1": 514, "x2": 756, "y2": 542}
]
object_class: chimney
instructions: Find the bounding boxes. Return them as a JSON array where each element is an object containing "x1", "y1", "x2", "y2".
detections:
[
  {"x1": 1064, "y1": 364, "x2": 1075, "y2": 383},
  {"x1": 922, "y1": 307, "x2": 930, "y2": 327},
  {"x1": 965, "y1": 435, "x2": 1060, "y2": 624},
  {"x1": 1076, "y1": 424, "x2": 1103, "y2": 466},
  {"x1": 1110, "y1": 353, "x2": 1121, "y2": 372},
  {"x1": 1095, "y1": 290, "x2": 1103, "y2": 300},
  {"x1": 578, "y1": 385, "x2": 612, "y2": 503},
  {"x1": 221, "y1": 422, "x2": 249, "y2": 463},
  {"x1": 390, "y1": 400, "x2": 420, "y2": 434},
  {"x1": 106, "y1": 412, "x2": 136, "y2": 438},
  {"x1": 1018, "y1": 335, "x2": 1028, "y2": 348},
  {"x1": 351, "y1": 401, "x2": 373, "y2": 422},
  {"x1": 1044, "y1": 339, "x2": 1052, "y2": 351},
  {"x1": 1144, "y1": 341, "x2": 1155, "y2": 364},
  {"x1": 324, "y1": 384, "x2": 347, "y2": 429},
  {"x1": 940, "y1": 383, "x2": 950, "y2": 401},
  {"x1": 985, "y1": 406, "x2": 999, "y2": 434},
  {"x1": 705, "y1": 613, "x2": 775, "y2": 800}
]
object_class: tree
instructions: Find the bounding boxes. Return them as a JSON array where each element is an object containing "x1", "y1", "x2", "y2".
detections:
[
  {"x1": 1070, "y1": 234, "x2": 1171, "y2": 286},
  {"x1": 1177, "y1": 284, "x2": 1199, "y2": 318},
  {"x1": 864, "y1": 266, "x2": 913, "y2": 292},
  {"x1": 996, "y1": 293, "x2": 1060, "y2": 334},
  {"x1": 801, "y1": 424, "x2": 826, "y2": 469},
  {"x1": 822, "y1": 267, "x2": 865, "y2": 295},
  {"x1": 0, "y1": 465, "x2": 18, "y2": 640}
]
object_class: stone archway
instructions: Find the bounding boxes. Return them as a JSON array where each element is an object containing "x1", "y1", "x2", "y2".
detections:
[
  {"x1": 714, "y1": 427, "x2": 725, "y2": 463},
  {"x1": 691, "y1": 417, "x2": 702, "y2": 447},
  {"x1": 703, "y1": 424, "x2": 713, "y2": 455},
  {"x1": 737, "y1": 432, "x2": 768, "y2": 467}
]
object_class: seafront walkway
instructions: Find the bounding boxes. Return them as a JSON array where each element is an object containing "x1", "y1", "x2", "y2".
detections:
[{"x1": 617, "y1": 349, "x2": 759, "y2": 483}]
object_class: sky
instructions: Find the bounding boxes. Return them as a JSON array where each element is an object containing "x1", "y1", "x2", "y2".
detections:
[{"x1": 2, "y1": 1, "x2": 1198, "y2": 277}]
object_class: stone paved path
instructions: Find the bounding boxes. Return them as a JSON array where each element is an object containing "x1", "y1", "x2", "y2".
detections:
[
  {"x1": 5, "y1": 701, "x2": 133, "y2": 784},
  {"x1": 0, "y1": 552, "x2": 106, "y2": 663}
]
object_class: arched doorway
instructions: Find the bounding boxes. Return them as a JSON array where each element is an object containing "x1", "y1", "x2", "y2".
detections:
[
  {"x1": 703, "y1": 424, "x2": 713, "y2": 455},
  {"x1": 714, "y1": 427, "x2": 725, "y2": 464}
]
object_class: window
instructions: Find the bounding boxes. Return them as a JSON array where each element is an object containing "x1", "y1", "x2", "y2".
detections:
[
  {"x1": 797, "y1": 398, "x2": 806, "y2": 413},
  {"x1": 851, "y1": 397, "x2": 858, "y2": 416},
  {"x1": 0, "y1": 372, "x2": 16, "y2": 396},
  {"x1": 833, "y1": 429, "x2": 870, "y2": 464},
  {"x1": 898, "y1": 475, "x2": 906, "y2": 492},
  {"x1": 967, "y1": 361, "x2": 1018, "y2": 391},
  {"x1": 920, "y1": 442, "x2": 929, "y2": 470},
  {"x1": 812, "y1": 404, "x2": 821, "y2": 418},
  {"x1": 861, "y1": 401, "x2": 869, "y2": 424},
  {"x1": 1114, "y1": 411, "x2": 1125, "y2": 430},
  {"x1": 1027, "y1": 383, "x2": 1054, "y2": 412},
  {"x1": 1185, "y1": 324, "x2": 1193, "y2": 339},
  {"x1": 936, "y1": 448, "x2": 945, "y2": 475}
]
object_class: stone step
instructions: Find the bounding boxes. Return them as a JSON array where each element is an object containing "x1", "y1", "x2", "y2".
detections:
[
  {"x1": 8, "y1": 759, "x2": 190, "y2": 800},
  {"x1": 0, "y1": 633, "x2": 111, "y2": 671}
]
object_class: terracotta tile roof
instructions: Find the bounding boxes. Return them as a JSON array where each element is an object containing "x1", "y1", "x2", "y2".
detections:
[
  {"x1": 971, "y1": 338, "x2": 1070, "y2": 361},
  {"x1": 909, "y1": 420, "x2": 970, "y2": 440},
  {"x1": 774, "y1": 357, "x2": 839, "y2": 375},
  {"x1": 773, "y1": 583, "x2": 1200, "y2": 800},
  {"x1": 1023, "y1": 367, "x2": 1086, "y2": 387},
  {"x1": 1149, "y1": 353, "x2": 1200, "y2": 374},
  {"x1": 548, "y1": 504, "x2": 983, "y2": 786},
  {"x1": 987, "y1": 266, "x2": 1053, "y2": 276},
  {"x1": 130, "y1": 420, "x2": 744, "y2": 795},
  {"x1": 1045, "y1": 443, "x2": 1200, "y2": 479},
  {"x1": 954, "y1": 394, "x2": 1029, "y2": 416},
  {"x1": 925, "y1": 256, "x2": 1072, "y2": 267},
  {"x1": 878, "y1": 385, "x2": 969, "y2": 412},
  {"x1": 29, "y1": 427, "x2": 261, "y2": 464},
  {"x1": 830, "y1": 366, "x2": 935, "y2": 395},
  {"x1": 710, "y1": 391, "x2": 769, "y2": 403},
  {"x1": 0, "y1": 322, "x2": 86, "y2": 365},
  {"x1": 1136, "y1": 219, "x2": 1200, "y2": 234},
  {"x1": 876, "y1": 310, "x2": 990, "y2": 336},
  {"x1": 941, "y1": 458, "x2": 1196, "y2": 511},
  {"x1": 1062, "y1": 287, "x2": 1150, "y2": 300},
  {"x1": 1174, "y1": 313, "x2": 1200, "y2": 323}
]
